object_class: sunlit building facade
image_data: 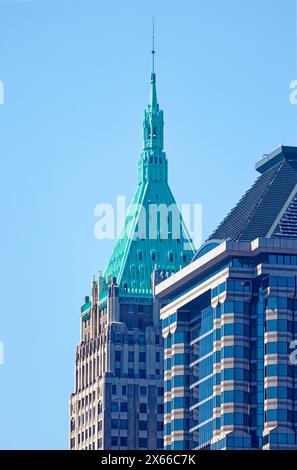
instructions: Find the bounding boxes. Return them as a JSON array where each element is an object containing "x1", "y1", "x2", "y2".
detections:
[{"x1": 69, "y1": 51, "x2": 194, "y2": 450}]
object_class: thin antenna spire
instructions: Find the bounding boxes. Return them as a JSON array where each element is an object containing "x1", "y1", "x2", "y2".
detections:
[{"x1": 152, "y1": 17, "x2": 155, "y2": 74}]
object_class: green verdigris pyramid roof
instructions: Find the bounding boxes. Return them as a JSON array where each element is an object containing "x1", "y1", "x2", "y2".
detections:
[{"x1": 103, "y1": 72, "x2": 195, "y2": 297}]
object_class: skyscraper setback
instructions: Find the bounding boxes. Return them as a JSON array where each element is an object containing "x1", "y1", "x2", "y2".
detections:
[{"x1": 69, "y1": 47, "x2": 194, "y2": 450}]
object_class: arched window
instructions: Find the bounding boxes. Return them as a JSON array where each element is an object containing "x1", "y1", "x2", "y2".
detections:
[
  {"x1": 70, "y1": 418, "x2": 75, "y2": 431},
  {"x1": 98, "y1": 401, "x2": 102, "y2": 415}
]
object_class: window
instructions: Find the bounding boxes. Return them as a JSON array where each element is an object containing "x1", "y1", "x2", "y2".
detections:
[
  {"x1": 97, "y1": 438, "x2": 102, "y2": 449},
  {"x1": 139, "y1": 420, "x2": 147, "y2": 430},
  {"x1": 157, "y1": 439, "x2": 163, "y2": 449},
  {"x1": 120, "y1": 437, "x2": 127, "y2": 447},
  {"x1": 169, "y1": 253, "x2": 173, "y2": 262},
  {"x1": 155, "y1": 335, "x2": 160, "y2": 345},
  {"x1": 223, "y1": 413, "x2": 233, "y2": 425},
  {"x1": 139, "y1": 403, "x2": 147, "y2": 413},
  {"x1": 128, "y1": 304, "x2": 134, "y2": 314},
  {"x1": 174, "y1": 332, "x2": 185, "y2": 344},
  {"x1": 115, "y1": 333, "x2": 122, "y2": 344},
  {"x1": 157, "y1": 404, "x2": 164, "y2": 414},
  {"x1": 266, "y1": 409, "x2": 277, "y2": 422},
  {"x1": 111, "y1": 437, "x2": 118, "y2": 447},
  {"x1": 120, "y1": 419, "x2": 128, "y2": 429},
  {"x1": 120, "y1": 402, "x2": 128, "y2": 412},
  {"x1": 98, "y1": 401, "x2": 102, "y2": 414},
  {"x1": 112, "y1": 385, "x2": 117, "y2": 395},
  {"x1": 165, "y1": 358, "x2": 172, "y2": 370},
  {"x1": 111, "y1": 402, "x2": 118, "y2": 412},
  {"x1": 173, "y1": 376, "x2": 184, "y2": 387},
  {"x1": 139, "y1": 352, "x2": 146, "y2": 362},
  {"x1": 139, "y1": 438, "x2": 148, "y2": 448},
  {"x1": 128, "y1": 351, "x2": 134, "y2": 362},
  {"x1": 115, "y1": 351, "x2": 121, "y2": 361},
  {"x1": 98, "y1": 421, "x2": 102, "y2": 432},
  {"x1": 139, "y1": 369, "x2": 146, "y2": 378},
  {"x1": 122, "y1": 385, "x2": 127, "y2": 395},
  {"x1": 111, "y1": 419, "x2": 118, "y2": 429},
  {"x1": 139, "y1": 335, "x2": 145, "y2": 345},
  {"x1": 140, "y1": 386, "x2": 147, "y2": 396},
  {"x1": 156, "y1": 352, "x2": 160, "y2": 362},
  {"x1": 152, "y1": 251, "x2": 156, "y2": 261},
  {"x1": 158, "y1": 387, "x2": 164, "y2": 396},
  {"x1": 128, "y1": 335, "x2": 134, "y2": 345},
  {"x1": 157, "y1": 421, "x2": 163, "y2": 431},
  {"x1": 128, "y1": 368, "x2": 134, "y2": 378},
  {"x1": 139, "y1": 251, "x2": 142, "y2": 260},
  {"x1": 172, "y1": 397, "x2": 186, "y2": 409}
]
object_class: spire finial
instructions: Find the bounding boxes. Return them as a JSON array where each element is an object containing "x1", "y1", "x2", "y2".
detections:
[{"x1": 152, "y1": 17, "x2": 155, "y2": 74}]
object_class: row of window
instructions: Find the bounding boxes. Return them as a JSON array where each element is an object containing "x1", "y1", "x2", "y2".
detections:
[
  {"x1": 110, "y1": 417, "x2": 163, "y2": 429},
  {"x1": 114, "y1": 368, "x2": 161, "y2": 378},
  {"x1": 115, "y1": 351, "x2": 161, "y2": 363},
  {"x1": 268, "y1": 254, "x2": 297, "y2": 266},
  {"x1": 114, "y1": 333, "x2": 160, "y2": 345},
  {"x1": 269, "y1": 276, "x2": 295, "y2": 289},
  {"x1": 263, "y1": 432, "x2": 296, "y2": 445},
  {"x1": 212, "y1": 280, "x2": 251, "y2": 298},
  {"x1": 110, "y1": 436, "x2": 164, "y2": 448},
  {"x1": 73, "y1": 437, "x2": 102, "y2": 450},
  {"x1": 134, "y1": 251, "x2": 186, "y2": 263},
  {"x1": 77, "y1": 425, "x2": 96, "y2": 444},
  {"x1": 73, "y1": 435, "x2": 164, "y2": 450},
  {"x1": 78, "y1": 391, "x2": 96, "y2": 410},
  {"x1": 265, "y1": 318, "x2": 294, "y2": 332},
  {"x1": 77, "y1": 408, "x2": 96, "y2": 426},
  {"x1": 110, "y1": 400, "x2": 162, "y2": 414},
  {"x1": 265, "y1": 386, "x2": 296, "y2": 400}
]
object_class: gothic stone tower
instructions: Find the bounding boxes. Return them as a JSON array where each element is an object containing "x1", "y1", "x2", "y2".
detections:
[{"x1": 69, "y1": 49, "x2": 195, "y2": 450}]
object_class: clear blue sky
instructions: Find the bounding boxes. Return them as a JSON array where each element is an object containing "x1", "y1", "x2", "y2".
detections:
[{"x1": 0, "y1": 0, "x2": 296, "y2": 449}]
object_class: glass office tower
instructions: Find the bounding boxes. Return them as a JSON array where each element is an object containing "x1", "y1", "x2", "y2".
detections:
[{"x1": 155, "y1": 146, "x2": 297, "y2": 450}]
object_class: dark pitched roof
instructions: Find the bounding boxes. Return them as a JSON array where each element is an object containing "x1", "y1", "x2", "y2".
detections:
[{"x1": 207, "y1": 146, "x2": 297, "y2": 243}]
